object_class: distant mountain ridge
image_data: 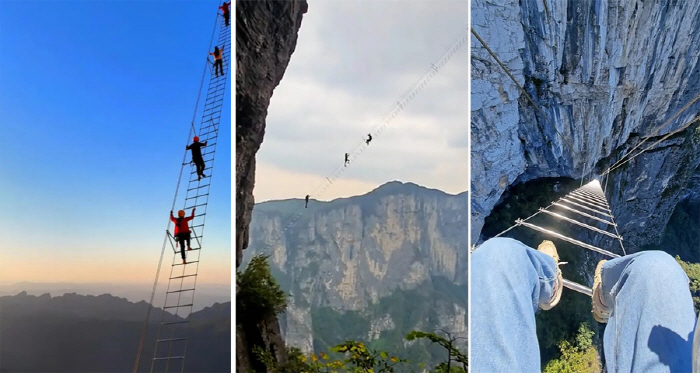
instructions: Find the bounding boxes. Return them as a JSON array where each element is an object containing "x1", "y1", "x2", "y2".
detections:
[
  {"x1": 0, "y1": 282, "x2": 231, "y2": 312},
  {"x1": 0, "y1": 292, "x2": 230, "y2": 372}
]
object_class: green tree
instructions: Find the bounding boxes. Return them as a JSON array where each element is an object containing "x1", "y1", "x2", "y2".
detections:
[
  {"x1": 236, "y1": 254, "x2": 287, "y2": 320},
  {"x1": 406, "y1": 330, "x2": 468, "y2": 372},
  {"x1": 543, "y1": 323, "x2": 600, "y2": 373}
]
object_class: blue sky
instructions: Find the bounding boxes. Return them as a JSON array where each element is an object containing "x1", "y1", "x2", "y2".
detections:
[{"x1": 0, "y1": 0, "x2": 231, "y2": 286}]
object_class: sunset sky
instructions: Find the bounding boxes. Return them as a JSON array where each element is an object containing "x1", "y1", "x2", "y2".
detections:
[{"x1": 0, "y1": 0, "x2": 231, "y2": 286}]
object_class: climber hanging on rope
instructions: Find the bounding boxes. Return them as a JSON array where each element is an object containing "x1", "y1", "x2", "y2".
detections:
[
  {"x1": 471, "y1": 237, "x2": 697, "y2": 372},
  {"x1": 186, "y1": 136, "x2": 208, "y2": 180},
  {"x1": 170, "y1": 208, "x2": 196, "y2": 264},
  {"x1": 344, "y1": 153, "x2": 350, "y2": 167},
  {"x1": 305, "y1": 194, "x2": 310, "y2": 208},
  {"x1": 219, "y1": 1, "x2": 230, "y2": 27},
  {"x1": 209, "y1": 46, "x2": 225, "y2": 78},
  {"x1": 366, "y1": 133, "x2": 372, "y2": 145}
]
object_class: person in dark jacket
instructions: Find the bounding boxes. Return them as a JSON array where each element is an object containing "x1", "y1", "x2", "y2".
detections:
[
  {"x1": 187, "y1": 136, "x2": 208, "y2": 180},
  {"x1": 305, "y1": 194, "x2": 310, "y2": 208},
  {"x1": 170, "y1": 208, "x2": 196, "y2": 264},
  {"x1": 209, "y1": 46, "x2": 225, "y2": 77}
]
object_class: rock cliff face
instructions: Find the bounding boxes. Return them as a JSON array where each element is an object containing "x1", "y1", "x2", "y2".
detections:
[
  {"x1": 236, "y1": 1, "x2": 307, "y2": 371},
  {"x1": 471, "y1": 0, "x2": 700, "y2": 247},
  {"x1": 247, "y1": 182, "x2": 468, "y2": 354}
]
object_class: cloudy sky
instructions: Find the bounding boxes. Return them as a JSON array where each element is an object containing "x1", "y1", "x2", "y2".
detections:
[{"x1": 254, "y1": 0, "x2": 469, "y2": 203}]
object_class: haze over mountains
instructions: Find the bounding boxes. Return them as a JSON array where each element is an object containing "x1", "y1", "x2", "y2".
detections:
[
  {"x1": 0, "y1": 292, "x2": 230, "y2": 372},
  {"x1": 0, "y1": 282, "x2": 231, "y2": 313}
]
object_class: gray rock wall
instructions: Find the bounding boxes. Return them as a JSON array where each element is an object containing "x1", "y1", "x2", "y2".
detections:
[{"x1": 472, "y1": 0, "x2": 700, "y2": 244}]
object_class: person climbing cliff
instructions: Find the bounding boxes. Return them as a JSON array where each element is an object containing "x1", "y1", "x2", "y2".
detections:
[
  {"x1": 471, "y1": 237, "x2": 697, "y2": 372},
  {"x1": 170, "y1": 208, "x2": 196, "y2": 264},
  {"x1": 366, "y1": 133, "x2": 372, "y2": 145},
  {"x1": 187, "y1": 136, "x2": 208, "y2": 180},
  {"x1": 344, "y1": 152, "x2": 349, "y2": 167}
]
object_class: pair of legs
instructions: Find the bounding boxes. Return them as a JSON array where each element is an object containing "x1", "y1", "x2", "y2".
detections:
[
  {"x1": 471, "y1": 237, "x2": 696, "y2": 372},
  {"x1": 176, "y1": 232, "x2": 191, "y2": 262},
  {"x1": 223, "y1": 11, "x2": 230, "y2": 27},
  {"x1": 214, "y1": 59, "x2": 224, "y2": 77},
  {"x1": 194, "y1": 157, "x2": 206, "y2": 180}
]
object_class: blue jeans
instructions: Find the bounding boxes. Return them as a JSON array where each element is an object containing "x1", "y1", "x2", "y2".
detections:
[{"x1": 471, "y1": 237, "x2": 696, "y2": 373}]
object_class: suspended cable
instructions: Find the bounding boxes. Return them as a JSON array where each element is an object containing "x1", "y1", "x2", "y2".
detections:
[
  {"x1": 604, "y1": 92, "x2": 700, "y2": 175},
  {"x1": 604, "y1": 115, "x2": 700, "y2": 176}
]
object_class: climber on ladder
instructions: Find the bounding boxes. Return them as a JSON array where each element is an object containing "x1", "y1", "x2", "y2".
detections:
[
  {"x1": 344, "y1": 153, "x2": 350, "y2": 167},
  {"x1": 209, "y1": 46, "x2": 225, "y2": 78},
  {"x1": 170, "y1": 208, "x2": 196, "y2": 264},
  {"x1": 366, "y1": 133, "x2": 372, "y2": 145},
  {"x1": 186, "y1": 136, "x2": 208, "y2": 181},
  {"x1": 305, "y1": 194, "x2": 310, "y2": 208},
  {"x1": 219, "y1": 1, "x2": 230, "y2": 27}
]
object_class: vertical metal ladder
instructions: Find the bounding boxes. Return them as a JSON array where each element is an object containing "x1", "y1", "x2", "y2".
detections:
[
  {"x1": 149, "y1": 12, "x2": 231, "y2": 373},
  {"x1": 490, "y1": 179, "x2": 626, "y2": 296}
]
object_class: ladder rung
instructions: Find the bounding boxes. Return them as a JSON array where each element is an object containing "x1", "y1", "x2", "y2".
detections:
[
  {"x1": 163, "y1": 303, "x2": 194, "y2": 309},
  {"x1": 157, "y1": 337, "x2": 188, "y2": 342},
  {"x1": 153, "y1": 356, "x2": 185, "y2": 361},
  {"x1": 187, "y1": 184, "x2": 210, "y2": 192},
  {"x1": 199, "y1": 130, "x2": 218, "y2": 137},
  {"x1": 539, "y1": 209, "x2": 622, "y2": 240},
  {"x1": 516, "y1": 220, "x2": 621, "y2": 258},
  {"x1": 566, "y1": 194, "x2": 609, "y2": 210},
  {"x1": 183, "y1": 203, "x2": 207, "y2": 210},
  {"x1": 176, "y1": 248, "x2": 201, "y2": 253},
  {"x1": 199, "y1": 123, "x2": 219, "y2": 131},
  {"x1": 552, "y1": 203, "x2": 616, "y2": 226},
  {"x1": 562, "y1": 279, "x2": 592, "y2": 297},
  {"x1": 571, "y1": 190, "x2": 607, "y2": 202},
  {"x1": 560, "y1": 198, "x2": 612, "y2": 217},
  {"x1": 173, "y1": 261, "x2": 199, "y2": 267},
  {"x1": 166, "y1": 288, "x2": 196, "y2": 293},
  {"x1": 160, "y1": 320, "x2": 189, "y2": 326},
  {"x1": 191, "y1": 224, "x2": 204, "y2": 229},
  {"x1": 169, "y1": 274, "x2": 198, "y2": 280},
  {"x1": 185, "y1": 193, "x2": 209, "y2": 201},
  {"x1": 574, "y1": 190, "x2": 607, "y2": 202}
]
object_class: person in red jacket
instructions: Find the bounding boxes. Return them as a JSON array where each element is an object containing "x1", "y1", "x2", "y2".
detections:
[
  {"x1": 170, "y1": 208, "x2": 195, "y2": 264},
  {"x1": 219, "y1": 2, "x2": 230, "y2": 27}
]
